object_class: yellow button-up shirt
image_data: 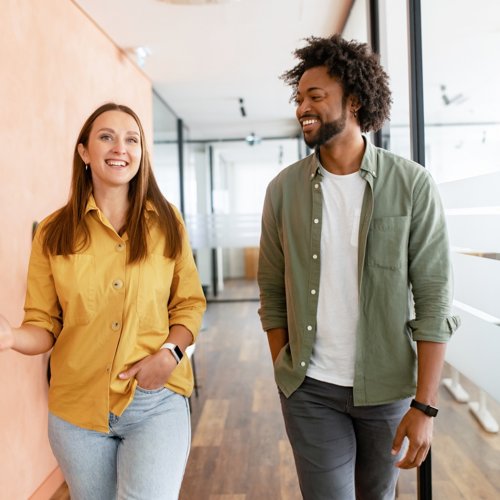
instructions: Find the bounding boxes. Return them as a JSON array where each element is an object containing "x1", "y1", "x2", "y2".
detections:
[{"x1": 23, "y1": 196, "x2": 206, "y2": 431}]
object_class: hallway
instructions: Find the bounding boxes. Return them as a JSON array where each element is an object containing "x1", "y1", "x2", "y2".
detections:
[{"x1": 51, "y1": 280, "x2": 500, "y2": 499}]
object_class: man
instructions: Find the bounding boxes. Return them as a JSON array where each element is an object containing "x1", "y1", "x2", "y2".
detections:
[{"x1": 257, "y1": 35, "x2": 460, "y2": 500}]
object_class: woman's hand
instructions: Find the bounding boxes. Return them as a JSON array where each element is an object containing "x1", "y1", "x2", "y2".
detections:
[
  {"x1": 118, "y1": 349, "x2": 178, "y2": 390},
  {"x1": 0, "y1": 320, "x2": 54, "y2": 355},
  {"x1": 0, "y1": 314, "x2": 14, "y2": 351}
]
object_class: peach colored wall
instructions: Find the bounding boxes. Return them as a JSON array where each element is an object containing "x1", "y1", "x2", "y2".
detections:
[{"x1": 0, "y1": 1, "x2": 152, "y2": 498}]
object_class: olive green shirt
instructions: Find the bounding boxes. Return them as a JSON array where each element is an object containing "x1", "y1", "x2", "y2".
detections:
[{"x1": 258, "y1": 139, "x2": 460, "y2": 405}]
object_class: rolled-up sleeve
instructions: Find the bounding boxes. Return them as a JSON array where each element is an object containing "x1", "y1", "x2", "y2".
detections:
[
  {"x1": 257, "y1": 182, "x2": 288, "y2": 332},
  {"x1": 22, "y1": 222, "x2": 62, "y2": 337},
  {"x1": 167, "y1": 209, "x2": 206, "y2": 341},
  {"x1": 407, "y1": 171, "x2": 460, "y2": 341}
]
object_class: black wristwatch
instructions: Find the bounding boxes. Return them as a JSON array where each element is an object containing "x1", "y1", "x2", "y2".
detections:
[{"x1": 410, "y1": 399, "x2": 439, "y2": 417}]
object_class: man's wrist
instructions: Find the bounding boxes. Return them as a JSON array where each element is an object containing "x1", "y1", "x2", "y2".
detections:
[{"x1": 410, "y1": 398, "x2": 439, "y2": 417}]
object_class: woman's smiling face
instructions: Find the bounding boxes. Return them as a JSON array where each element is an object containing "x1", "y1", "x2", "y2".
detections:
[{"x1": 78, "y1": 110, "x2": 142, "y2": 192}]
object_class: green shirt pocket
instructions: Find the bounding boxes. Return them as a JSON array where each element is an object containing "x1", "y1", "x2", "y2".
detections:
[{"x1": 366, "y1": 216, "x2": 411, "y2": 270}]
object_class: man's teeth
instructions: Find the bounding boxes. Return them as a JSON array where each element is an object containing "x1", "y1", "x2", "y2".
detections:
[{"x1": 302, "y1": 119, "x2": 317, "y2": 126}]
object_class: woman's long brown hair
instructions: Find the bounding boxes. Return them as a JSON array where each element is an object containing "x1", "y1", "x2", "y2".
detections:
[{"x1": 42, "y1": 103, "x2": 182, "y2": 262}]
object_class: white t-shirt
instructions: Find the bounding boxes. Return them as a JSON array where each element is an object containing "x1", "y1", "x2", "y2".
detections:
[{"x1": 306, "y1": 165, "x2": 366, "y2": 387}]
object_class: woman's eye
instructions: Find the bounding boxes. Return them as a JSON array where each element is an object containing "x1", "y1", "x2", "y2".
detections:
[
  {"x1": 127, "y1": 137, "x2": 139, "y2": 144},
  {"x1": 99, "y1": 134, "x2": 112, "y2": 141}
]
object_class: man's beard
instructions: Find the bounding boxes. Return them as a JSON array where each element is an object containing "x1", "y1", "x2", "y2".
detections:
[{"x1": 304, "y1": 106, "x2": 347, "y2": 149}]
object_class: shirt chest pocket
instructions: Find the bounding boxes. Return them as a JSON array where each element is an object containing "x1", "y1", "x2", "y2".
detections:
[
  {"x1": 51, "y1": 254, "x2": 96, "y2": 326},
  {"x1": 137, "y1": 254, "x2": 174, "y2": 331},
  {"x1": 366, "y1": 216, "x2": 410, "y2": 270}
]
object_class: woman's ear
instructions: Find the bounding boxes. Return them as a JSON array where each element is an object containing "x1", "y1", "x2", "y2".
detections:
[{"x1": 77, "y1": 143, "x2": 89, "y2": 164}]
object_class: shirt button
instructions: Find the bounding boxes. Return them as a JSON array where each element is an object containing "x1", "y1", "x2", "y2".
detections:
[
  {"x1": 314, "y1": 183, "x2": 319, "y2": 189},
  {"x1": 300, "y1": 361, "x2": 306, "y2": 367},
  {"x1": 111, "y1": 321, "x2": 121, "y2": 331},
  {"x1": 112, "y1": 279, "x2": 124, "y2": 290},
  {"x1": 106, "y1": 366, "x2": 111, "y2": 373},
  {"x1": 311, "y1": 289, "x2": 316, "y2": 295},
  {"x1": 312, "y1": 254, "x2": 318, "y2": 260},
  {"x1": 307, "y1": 325, "x2": 312, "y2": 331},
  {"x1": 313, "y1": 218, "x2": 319, "y2": 224},
  {"x1": 116, "y1": 242, "x2": 125, "y2": 252}
]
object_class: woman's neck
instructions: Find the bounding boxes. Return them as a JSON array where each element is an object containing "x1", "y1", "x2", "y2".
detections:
[{"x1": 92, "y1": 185, "x2": 130, "y2": 234}]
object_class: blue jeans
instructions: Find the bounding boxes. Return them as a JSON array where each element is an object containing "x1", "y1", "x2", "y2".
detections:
[
  {"x1": 279, "y1": 377, "x2": 410, "y2": 500},
  {"x1": 48, "y1": 386, "x2": 191, "y2": 500}
]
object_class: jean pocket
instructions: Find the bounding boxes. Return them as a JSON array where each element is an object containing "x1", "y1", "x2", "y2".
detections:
[{"x1": 135, "y1": 385, "x2": 166, "y2": 394}]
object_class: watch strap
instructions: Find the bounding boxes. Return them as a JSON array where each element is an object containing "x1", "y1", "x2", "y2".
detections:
[
  {"x1": 410, "y1": 398, "x2": 438, "y2": 417},
  {"x1": 160, "y1": 342, "x2": 183, "y2": 364}
]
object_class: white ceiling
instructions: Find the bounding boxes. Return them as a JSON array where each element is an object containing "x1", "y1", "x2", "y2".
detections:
[{"x1": 74, "y1": 0, "x2": 352, "y2": 141}]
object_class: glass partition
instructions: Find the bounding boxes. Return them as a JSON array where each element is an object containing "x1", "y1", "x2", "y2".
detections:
[
  {"x1": 421, "y1": 0, "x2": 500, "y2": 403},
  {"x1": 378, "y1": 0, "x2": 411, "y2": 156},
  {"x1": 152, "y1": 91, "x2": 181, "y2": 209},
  {"x1": 184, "y1": 138, "x2": 301, "y2": 300}
]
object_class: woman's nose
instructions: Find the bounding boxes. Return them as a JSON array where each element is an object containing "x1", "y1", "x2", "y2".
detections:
[{"x1": 112, "y1": 139, "x2": 127, "y2": 154}]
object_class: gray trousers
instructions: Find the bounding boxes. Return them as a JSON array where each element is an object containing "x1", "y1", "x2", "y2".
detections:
[{"x1": 279, "y1": 377, "x2": 410, "y2": 500}]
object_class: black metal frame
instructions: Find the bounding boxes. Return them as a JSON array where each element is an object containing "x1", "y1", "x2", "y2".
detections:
[
  {"x1": 408, "y1": 3, "x2": 432, "y2": 496},
  {"x1": 176, "y1": 118, "x2": 185, "y2": 215},
  {"x1": 368, "y1": 0, "x2": 432, "y2": 497},
  {"x1": 368, "y1": 0, "x2": 383, "y2": 148},
  {"x1": 208, "y1": 145, "x2": 218, "y2": 297}
]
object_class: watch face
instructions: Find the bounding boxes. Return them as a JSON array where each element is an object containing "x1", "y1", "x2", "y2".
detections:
[
  {"x1": 173, "y1": 345, "x2": 183, "y2": 362},
  {"x1": 426, "y1": 406, "x2": 438, "y2": 417}
]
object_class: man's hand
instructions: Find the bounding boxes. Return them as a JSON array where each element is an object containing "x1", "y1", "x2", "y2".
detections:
[
  {"x1": 391, "y1": 408, "x2": 434, "y2": 469},
  {"x1": 0, "y1": 314, "x2": 14, "y2": 351},
  {"x1": 119, "y1": 349, "x2": 177, "y2": 390},
  {"x1": 266, "y1": 328, "x2": 288, "y2": 363}
]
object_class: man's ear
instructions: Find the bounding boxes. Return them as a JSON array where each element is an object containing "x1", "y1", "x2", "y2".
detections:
[
  {"x1": 349, "y1": 95, "x2": 361, "y2": 113},
  {"x1": 77, "y1": 143, "x2": 89, "y2": 164}
]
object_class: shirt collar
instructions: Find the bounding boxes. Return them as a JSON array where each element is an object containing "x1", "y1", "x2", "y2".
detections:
[
  {"x1": 84, "y1": 194, "x2": 99, "y2": 215},
  {"x1": 308, "y1": 150, "x2": 322, "y2": 181},
  {"x1": 359, "y1": 136, "x2": 378, "y2": 179},
  {"x1": 308, "y1": 135, "x2": 378, "y2": 181},
  {"x1": 84, "y1": 194, "x2": 159, "y2": 216}
]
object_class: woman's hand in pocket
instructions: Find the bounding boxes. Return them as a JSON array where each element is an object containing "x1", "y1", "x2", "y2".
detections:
[{"x1": 119, "y1": 350, "x2": 177, "y2": 390}]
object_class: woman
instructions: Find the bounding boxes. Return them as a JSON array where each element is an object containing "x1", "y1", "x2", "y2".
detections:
[{"x1": 0, "y1": 103, "x2": 206, "y2": 499}]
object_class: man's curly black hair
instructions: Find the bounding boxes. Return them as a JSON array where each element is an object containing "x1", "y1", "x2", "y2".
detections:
[{"x1": 281, "y1": 34, "x2": 392, "y2": 133}]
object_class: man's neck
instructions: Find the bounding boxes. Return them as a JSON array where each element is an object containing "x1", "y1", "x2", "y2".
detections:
[{"x1": 318, "y1": 133, "x2": 365, "y2": 175}]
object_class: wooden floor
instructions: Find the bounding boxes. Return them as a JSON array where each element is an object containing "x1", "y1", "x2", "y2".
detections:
[{"x1": 51, "y1": 279, "x2": 500, "y2": 499}]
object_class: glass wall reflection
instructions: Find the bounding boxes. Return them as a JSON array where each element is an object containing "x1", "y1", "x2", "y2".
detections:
[{"x1": 421, "y1": 0, "x2": 500, "y2": 404}]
